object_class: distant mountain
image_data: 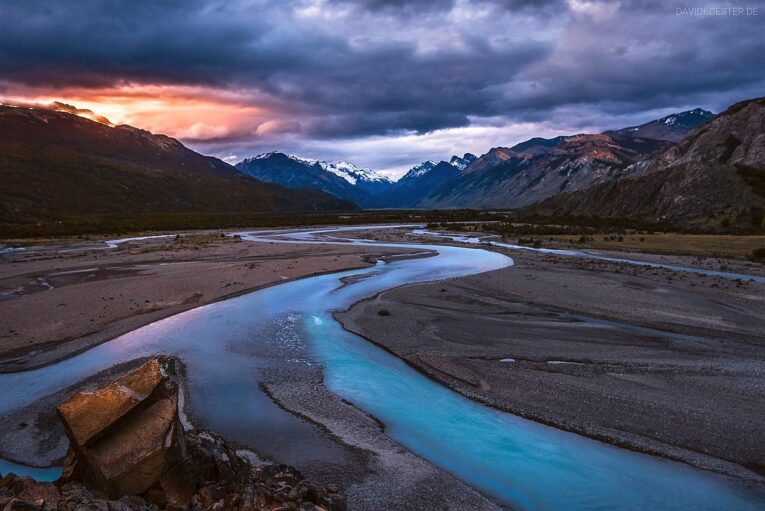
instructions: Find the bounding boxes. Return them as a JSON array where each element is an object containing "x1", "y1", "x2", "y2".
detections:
[
  {"x1": 449, "y1": 153, "x2": 477, "y2": 170},
  {"x1": 235, "y1": 152, "x2": 392, "y2": 207},
  {"x1": 415, "y1": 134, "x2": 670, "y2": 209},
  {"x1": 291, "y1": 155, "x2": 394, "y2": 196},
  {"x1": 527, "y1": 98, "x2": 765, "y2": 229},
  {"x1": 377, "y1": 154, "x2": 476, "y2": 207},
  {"x1": 229, "y1": 107, "x2": 713, "y2": 212},
  {"x1": 606, "y1": 108, "x2": 714, "y2": 142},
  {"x1": 0, "y1": 106, "x2": 353, "y2": 223}
]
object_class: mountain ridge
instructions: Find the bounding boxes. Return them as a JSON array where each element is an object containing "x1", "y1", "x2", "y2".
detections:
[
  {"x1": 0, "y1": 105, "x2": 355, "y2": 224},
  {"x1": 525, "y1": 97, "x2": 765, "y2": 229},
  {"x1": 232, "y1": 107, "x2": 713, "y2": 211},
  {"x1": 414, "y1": 133, "x2": 671, "y2": 209},
  {"x1": 235, "y1": 152, "x2": 476, "y2": 208},
  {"x1": 605, "y1": 108, "x2": 715, "y2": 142},
  {"x1": 235, "y1": 152, "x2": 392, "y2": 207},
  {"x1": 376, "y1": 154, "x2": 476, "y2": 208}
]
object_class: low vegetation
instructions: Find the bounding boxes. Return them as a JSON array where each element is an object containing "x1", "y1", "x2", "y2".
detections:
[
  {"x1": 428, "y1": 220, "x2": 765, "y2": 260},
  {"x1": 0, "y1": 209, "x2": 503, "y2": 239}
]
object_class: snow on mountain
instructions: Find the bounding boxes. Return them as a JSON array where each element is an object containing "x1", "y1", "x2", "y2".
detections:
[
  {"x1": 235, "y1": 152, "x2": 396, "y2": 207},
  {"x1": 399, "y1": 154, "x2": 476, "y2": 181},
  {"x1": 401, "y1": 161, "x2": 438, "y2": 180},
  {"x1": 288, "y1": 155, "x2": 392, "y2": 185},
  {"x1": 609, "y1": 108, "x2": 715, "y2": 142},
  {"x1": 236, "y1": 151, "x2": 479, "y2": 208},
  {"x1": 449, "y1": 153, "x2": 477, "y2": 170}
]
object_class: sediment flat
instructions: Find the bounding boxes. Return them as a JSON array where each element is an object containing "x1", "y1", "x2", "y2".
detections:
[
  {"x1": 4, "y1": 226, "x2": 765, "y2": 508},
  {"x1": 0, "y1": 229, "x2": 504, "y2": 510},
  {"x1": 0, "y1": 231, "x2": 417, "y2": 371},
  {"x1": 337, "y1": 237, "x2": 765, "y2": 482}
]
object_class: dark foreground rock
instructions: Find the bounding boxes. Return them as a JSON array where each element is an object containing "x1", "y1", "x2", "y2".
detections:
[
  {"x1": 56, "y1": 357, "x2": 187, "y2": 499},
  {"x1": 1, "y1": 431, "x2": 346, "y2": 510},
  {"x1": 1, "y1": 357, "x2": 345, "y2": 511}
]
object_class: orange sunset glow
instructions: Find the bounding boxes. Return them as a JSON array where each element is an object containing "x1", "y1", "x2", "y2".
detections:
[{"x1": 2, "y1": 84, "x2": 281, "y2": 142}]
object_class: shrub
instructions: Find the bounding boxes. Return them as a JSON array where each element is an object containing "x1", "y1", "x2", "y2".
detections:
[{"x1": 752, "y1": 248, "x2": 765, "y2": 261}]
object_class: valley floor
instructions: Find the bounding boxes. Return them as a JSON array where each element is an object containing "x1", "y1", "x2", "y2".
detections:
[
  {"x1": 0, "y1": 231, "x2": 418, "y2": 371},
  {"x1": 2, "y1": 226, "x2": 764, "y2": 508},
  {"x1": 337, "y1": 228, "x2": 765, "y2": 483},
  {"x1": 0, "y1": 230, "x2": 502, "y2": 511}
]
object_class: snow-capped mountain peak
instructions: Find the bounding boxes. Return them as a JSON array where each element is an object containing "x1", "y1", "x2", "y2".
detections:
[
  {"x1": 234, "y1": 151, "x2": 394, "y2": 207},
  {"x1": 399, "y1": 153, "x2": 477, "y2": 181},
  {"x1": 657, "y1": 108, "x2": 714, "y2": 128},
  {"x1": 609, "y1": 108, "x2": 715, "y2": 142},
  {"x1": 239, "y1": 151, "x2": 281, "y2": 164},
  {"x1": 289, "y1": 155, "x2": 391, "y2": 185},
  {"x1": 449, "y1": 153, "x2": 477, "y2": 170},
  {"x1": 405, "y1": 160, "x2": 438, "y2": 179}
]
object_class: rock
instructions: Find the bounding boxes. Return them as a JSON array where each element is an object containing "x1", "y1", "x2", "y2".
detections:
[
  {"x1": 6, "y1": 356, "x2": 346, "y2": 511},
  {"x1": 0, "y1": 474, "x2": 16, "y2": 489},
  {"x1": 2, "y1": 498, "x2": 44, "y2": 510},
  {"x1": 17, "y1": 484, "x2": 59, "y2": 510},
  {"x1": 56, "y1": 357, "x2": 189, "y2": 501}
]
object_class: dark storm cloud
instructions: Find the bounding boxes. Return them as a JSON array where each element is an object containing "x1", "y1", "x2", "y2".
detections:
[
  {"x1": 0, "y1": 0, "x2": 304, "y2": 87},
  {"x1": 1, "y1": 0, "x2": 763, "y2": 144},
  {"x1": 339, "y1": 0, "x2": 561, "y2": 12},
  {"x1": 304, "y1": 110, "x2": 471, "y2": 137},
  {"x1": 495, "y1": 1, "x2": 765, "y2": 122}
]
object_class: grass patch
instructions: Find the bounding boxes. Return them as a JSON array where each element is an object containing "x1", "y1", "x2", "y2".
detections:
[
  {"x1": 0, "y1": 209, "x2": 507, "y2": 239},
  {"x1": 542, "y1": 233, "x2": 765, "y2": 259}
]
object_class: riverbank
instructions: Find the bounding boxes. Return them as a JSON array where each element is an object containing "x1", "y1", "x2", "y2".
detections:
[
  {"x1": 0, "y1": 228, "x2": 504, "y2": 511},
  {"x1": 0, "y1": 231, "x2": 423, "y2": 372},
  {"x1": 426, "y1": 223, "x2": 765, "y2": 261},
  {"x1": 4, "y1": 225, "x2": 765, "y2": 509},
  {"x1": 336, "y1": 235, "x2": 765, "y2": 483},
  {"x1": 0, "y1": 340, "x2": 502, "y2": 511}
]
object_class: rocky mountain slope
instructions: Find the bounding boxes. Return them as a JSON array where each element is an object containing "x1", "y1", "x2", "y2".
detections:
[
  {"x1": 0, "y1": 106, "x2": 353, "y2": 223},
  {"x1": 229, "y1": 108, "x2": 712, "y2": 212},
  {"x1": 606, "y1": 108, "x2": 714, "y2": 142},
  {"x1": 416, "y1": 134, "x2": 670, "y2": 209},
  {"x1": 527, "y1": 97, "x2": 765, "y2": 229},
  {"x1": 377, "y1": 154, "x2": 476, "y2": 207},
  {"x1": 235, "y1": 152, "x2": 392, "y2": 207}
]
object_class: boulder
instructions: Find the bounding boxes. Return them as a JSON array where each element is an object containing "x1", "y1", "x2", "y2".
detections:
[
  {"x1": 32, "y1": 356, "x2": 348, "y2": 510},
  {"x1": 56, "y1": 357, "x2": 189, "y2": 502},
  {"x1": 1, "y1": 430, "x2": 347, "y2": 510}
]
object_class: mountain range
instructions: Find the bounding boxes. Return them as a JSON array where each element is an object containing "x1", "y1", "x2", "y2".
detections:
[
  {"x1": 413, "y1": 134, "x2": 672, "y2": 209},
  {"x1": 605, "y1": 108, "x2": 715, "y2": 143},
  {"x1": 375, "y1": 154, "x2": 477, "y2": 208},
  {"x1": 527, "y1": 98, "x2": 765, "y2": 229},
  {"x1": 2, "y1": 100, "x2": 762, "y2": 232},
  {"x1": 236, "y1": 153, "x2": 393, "y2": 208},
  {"x1": 235, "y1": 152, "x2": 479, "y2": 208},
  {"x1": 0, "y1": 105, "x2": 354, "y2": 224},
  {"x1": 231, "y1": 107, "x2": 715, "y2": 213}
]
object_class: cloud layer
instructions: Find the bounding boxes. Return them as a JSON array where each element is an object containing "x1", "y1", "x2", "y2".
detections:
[{"x1": 1, "y1": 0, "x2": 763, "y2": 175}]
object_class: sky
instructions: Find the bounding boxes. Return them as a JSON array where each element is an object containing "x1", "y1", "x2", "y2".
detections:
[{"x1": 1, "y1": 0, "x2": 763, "y2": 178}]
